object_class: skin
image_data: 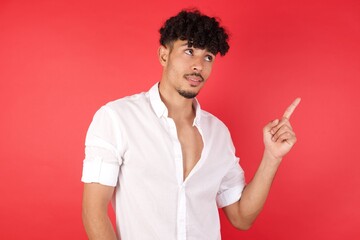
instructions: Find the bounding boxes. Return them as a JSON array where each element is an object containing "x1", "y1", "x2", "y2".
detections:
[
  {"x1": 82, "y1": 39, "x2": 300, "y2": 238},
  {"x1": 82, "y1": 183, "x2": 116, "y2": 240}
]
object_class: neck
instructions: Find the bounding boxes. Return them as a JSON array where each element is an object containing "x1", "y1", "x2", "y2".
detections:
[{"x1": 158, "y1": 82, "x2": 195, "y2": 122}]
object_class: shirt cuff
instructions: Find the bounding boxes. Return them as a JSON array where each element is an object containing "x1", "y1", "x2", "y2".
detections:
[
  {"x1": 216, "y1": 185, "x2": 244, "y2": 208},
  {"x1": 81, "y1": 156, "x2": 120, "y2": 187}
]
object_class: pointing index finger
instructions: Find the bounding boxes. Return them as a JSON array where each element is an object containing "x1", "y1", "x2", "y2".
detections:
[{"x1": 283, "y1": 98, "x2": 301, "y2": 120}]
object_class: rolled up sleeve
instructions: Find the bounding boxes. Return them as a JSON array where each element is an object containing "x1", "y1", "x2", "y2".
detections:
[
  {"x1": 216, "y1": 157, "x2": 245, "y2": 208},
  {"x1": 81, "y1": 106, "x2": 124, "y2": 187}
]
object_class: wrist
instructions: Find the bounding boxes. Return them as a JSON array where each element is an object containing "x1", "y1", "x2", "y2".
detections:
[{"x1": 262, "y1": 150, "x2": 283, "y2": 168}]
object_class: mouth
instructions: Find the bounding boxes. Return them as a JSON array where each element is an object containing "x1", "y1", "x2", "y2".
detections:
[{"x1": 184, "y1": 73, "x2": 204, "y2": 87}]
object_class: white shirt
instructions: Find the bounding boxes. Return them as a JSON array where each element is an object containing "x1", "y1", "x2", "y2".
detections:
[{"x1": 82, "y1": 83, "x2": 245, "y2": 240}]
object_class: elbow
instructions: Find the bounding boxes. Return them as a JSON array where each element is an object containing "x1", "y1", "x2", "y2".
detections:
[
  {"x1": 233, "y1": 221, "x2": 253, "y2": 231},
  {"x1": 229, "y1": 217, "x2": 254, "y2": 231}
]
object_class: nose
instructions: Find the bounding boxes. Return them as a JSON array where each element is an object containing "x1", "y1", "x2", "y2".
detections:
[{"x1": 192, "y1": 57, "x2": 203, "y2": 72}]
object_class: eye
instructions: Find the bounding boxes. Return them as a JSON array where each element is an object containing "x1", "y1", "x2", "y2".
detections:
[
  {"x1": 184, "y1": 49, "x2": 193, "y2": 56},
  {"x1": 204, "y1": 55, "x2": 213, "y2": 62}
]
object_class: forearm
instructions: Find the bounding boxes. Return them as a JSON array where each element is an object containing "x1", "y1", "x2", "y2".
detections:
[
  {"x1": 237, "y1": 151, "x2": 281, "y2": 227},
  {"x1": 83, "y1": 211, "x2": 117, "y2": 240}
]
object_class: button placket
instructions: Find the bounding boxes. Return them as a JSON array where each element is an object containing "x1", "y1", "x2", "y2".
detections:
[
  {"x1": 177, "y1": 185, "x2": 187, "y2": 240},
  {"x1": 165, "y1": 117, "x2": 187, "y2": 239}
]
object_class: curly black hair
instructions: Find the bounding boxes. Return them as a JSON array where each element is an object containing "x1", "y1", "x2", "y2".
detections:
[{"x1": 159, "y1": 10, "x2": 230, "y2": 56}]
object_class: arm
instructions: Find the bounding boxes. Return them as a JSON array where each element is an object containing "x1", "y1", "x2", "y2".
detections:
[
  {"x1": 82, "y1": 183, "x2": 117, "y2": 240},
  {"x1": 223, "y1": 98, "x2": 301, "y2": 230}
]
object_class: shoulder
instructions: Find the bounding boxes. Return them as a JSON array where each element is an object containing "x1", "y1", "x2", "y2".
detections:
[
  {"x1": 105, "y1": 91, "x2": 148, "y2": 110},
  {"x1": 88, "y1": 91, "x2": 150, "y2": 126},
  {"x1": 99, "y1": 91, "x2": 151, "y2": 117}
]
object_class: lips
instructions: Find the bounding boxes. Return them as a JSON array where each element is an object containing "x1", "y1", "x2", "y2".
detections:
[{"x1": 184, "y1": 73, "x2": 204, "y2": 87}]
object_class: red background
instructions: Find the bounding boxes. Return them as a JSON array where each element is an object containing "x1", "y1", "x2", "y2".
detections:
[{"x1": 1, "y1": 0, "x2": 359, "y2": 239}]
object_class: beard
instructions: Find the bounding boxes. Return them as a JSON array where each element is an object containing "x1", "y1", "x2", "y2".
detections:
[
  {"x1": 177, "y1": 73, "x2": 204, "y2": 99},
  {"x1": 177, "y1": 89, "x2": 199, "y2": 99}
]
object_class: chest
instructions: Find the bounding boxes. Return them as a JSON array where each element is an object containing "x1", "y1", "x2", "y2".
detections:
[
  {"x1": 118, "y1": 111, "x2": 233, "y2": 187},
  {"x1": 175, "y1": 123, "x2": 204, "y2": 180}
]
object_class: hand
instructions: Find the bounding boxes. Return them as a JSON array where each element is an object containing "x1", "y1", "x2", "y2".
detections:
[{"x1": 263, "y1": 98, "x2": 301, "y2": 163}]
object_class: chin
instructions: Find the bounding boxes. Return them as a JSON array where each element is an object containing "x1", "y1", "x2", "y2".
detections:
[{"x1": 177, "y1": 89, "x2": 198, "y2": 99}]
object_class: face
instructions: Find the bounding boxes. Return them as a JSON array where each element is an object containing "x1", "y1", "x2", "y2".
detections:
[{"x1": 159, "y1": 40, "x2": 216, "y2": 99}]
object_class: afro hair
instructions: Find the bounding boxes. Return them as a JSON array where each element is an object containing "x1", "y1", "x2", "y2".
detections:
[{"x1": 159, "y1": 10, "x2": 230, "y2": 56}]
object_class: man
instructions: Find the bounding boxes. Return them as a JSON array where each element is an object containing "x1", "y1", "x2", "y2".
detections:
[{"x1": 82, "y1": 10, "x2": 300, "y2": 240}]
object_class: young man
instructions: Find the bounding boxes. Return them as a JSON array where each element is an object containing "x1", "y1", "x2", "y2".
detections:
[{"x1": 82, "y1": 10, "x2": 300, "y2": 240}]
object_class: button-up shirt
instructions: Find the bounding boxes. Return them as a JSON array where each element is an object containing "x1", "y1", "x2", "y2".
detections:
[{"x1": 82, "y1": 83, "x2": 245, "y2": 240}]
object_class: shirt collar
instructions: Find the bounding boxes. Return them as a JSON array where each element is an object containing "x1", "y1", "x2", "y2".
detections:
[
  {"x1": 149, "y1": 82, "x2": 168, "y2": 118},
  {"x1": 149, "y1": 82, "x2": 202, "y2": 126},
  {"x1": 192, "y1": 98, "x2": 202, "y2": 127}
]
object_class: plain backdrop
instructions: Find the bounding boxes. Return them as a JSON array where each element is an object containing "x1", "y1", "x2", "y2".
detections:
[{"x1": 1, "y1": 0, "x2": 359, "y2": 239}]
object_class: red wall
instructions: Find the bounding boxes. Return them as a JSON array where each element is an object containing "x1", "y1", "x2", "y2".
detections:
[{"x1": 1, "y1": 0, "x2": 359, "y2": 239}]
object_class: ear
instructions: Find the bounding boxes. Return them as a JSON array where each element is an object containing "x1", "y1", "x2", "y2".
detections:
[{"x1": 158, "y1": 45, "x2": 169, "y2": 67}]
